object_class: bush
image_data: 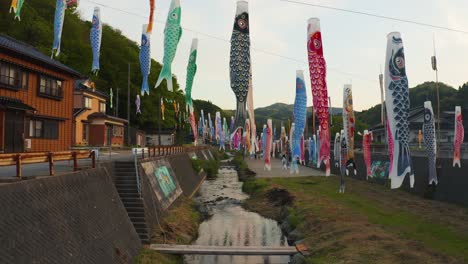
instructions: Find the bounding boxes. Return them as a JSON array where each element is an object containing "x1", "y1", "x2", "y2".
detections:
[
  {"x1": 287, "y1": 208, "x2": 301, "y2": 229},
  {"x1": 242, "y1": 179, "x2": 268, "y2": 194},
  {"x1": 190, "y1": 158, "x2": 220, "y2": 180}
]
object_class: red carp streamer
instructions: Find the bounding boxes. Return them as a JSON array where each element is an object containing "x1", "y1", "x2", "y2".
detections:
[
  {"x1": 147, "y1": 0, "x2": 155, "y2": 33},
  {"x1": 363, "y1": 130, "x2": 373, "y2": 179},
  {"x1": 307, "y1": 18, "x2": 330, "y2": 175}
]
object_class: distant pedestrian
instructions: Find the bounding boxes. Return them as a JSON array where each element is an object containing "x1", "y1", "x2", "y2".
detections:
[{"x1": 282, "y1": 154, "x2": 287, "y2": 170}]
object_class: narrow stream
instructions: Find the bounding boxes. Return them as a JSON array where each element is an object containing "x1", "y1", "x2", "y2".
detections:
[{"x1": 184, "y1": 166, "x2": 290, "y2": 264}]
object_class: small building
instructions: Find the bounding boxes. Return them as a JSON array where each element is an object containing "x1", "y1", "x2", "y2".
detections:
[
  {"x1": 0, "y1": 35, "x2": 83, "y2": 153},
  {"x1": 371, "y1": 106, "x2": 454, "y2": 144},
  {"x1": 73, "y1": 80, "x2": 127, "y2": 147},
  {"x1": 146, "y1": 130, "x2": 175, "y2": 146},
  {"x1": 126, "y1": 126, "x2": 146, "y2": 147}
]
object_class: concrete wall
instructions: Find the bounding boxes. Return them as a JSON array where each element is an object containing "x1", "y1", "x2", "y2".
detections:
[
  {"x1": 0, "y1": 168, "x2": 141, "y2": 264},
  {"x1": 139, "y1": 149, "x2": 213, "y2": 240},
  {"x1": 328, "y1": 152, "x2": 468, "y2": 207},
  {"x1": 169, "y1": 153, "x2": 206, "y2": 198}
]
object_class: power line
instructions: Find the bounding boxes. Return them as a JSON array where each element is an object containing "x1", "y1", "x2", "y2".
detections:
[
  {"x1": 281, "y1": 0, "x2": 468, "y2": 34},
  {"x1": 79, "y1": 0, "x2": 376, "y2": 82}
]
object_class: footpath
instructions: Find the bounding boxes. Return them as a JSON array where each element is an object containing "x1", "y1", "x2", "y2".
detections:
[{"x1": 246, "y1": 158, "x2": 327, "y2": 178}]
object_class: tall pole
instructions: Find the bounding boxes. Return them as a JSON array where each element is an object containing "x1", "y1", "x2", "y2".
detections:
[
  {"x1": 432, "y1": 36, "x2": 440, "y2": 159},
  {"x1": 127, "y1": 62, "x2": 131, "y2": 146},
  {"x1": 158, "y1": 94, "x2": 162, "y2": 146},
  {"x1": 116, "y1": 88, "x2": 119, "y2": 117},
  {"x1": 379, "y1": 72, "x2": 386, "y2": 152},
  {"x1": 312, "y1": 105, "x2": 316, "y2": 134}
]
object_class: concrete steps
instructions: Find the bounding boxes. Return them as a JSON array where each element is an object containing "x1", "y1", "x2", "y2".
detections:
[{"x1": 113, "y1": 161, "x2": 150, "y2": 245}]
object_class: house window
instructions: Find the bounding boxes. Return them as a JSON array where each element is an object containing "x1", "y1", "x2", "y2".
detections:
[
  {"x1": 26, "y1": 119, "x2": 59, "y2": 139},
  {"x1": 113, "y1": 126, "x2": 124, "y2": 137},
  {"x1": 28, "y1": 119, "x2": 43, "y2": 138},
  {"x1": 99, "y1": 101, "x2": 106, "y2": 113},
  {"x1": 39, "y1": 75, "x2": 62, "y2": 98},
  {"x1": 0, "y1": 61, "x2": 28, "y2": 90},
  {"x1": 84, "y1": 97, "x2": 92, "y2": 109},
  {"x1": 82, "y1": 124, "x2": 89, "y2": 141}
]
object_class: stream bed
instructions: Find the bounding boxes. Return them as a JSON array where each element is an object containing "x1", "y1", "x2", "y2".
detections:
[{"x1": 184, "y1": 166, "x2": 290, "y2": 264}]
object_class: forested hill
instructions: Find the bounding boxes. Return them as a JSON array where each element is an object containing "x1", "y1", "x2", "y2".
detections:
[
  {"x1": 0, "y1": 0, "x2": 185, "y2": 131},
  {"x1": 357, "y1": 81, "x2": 468, "y2": 126}
]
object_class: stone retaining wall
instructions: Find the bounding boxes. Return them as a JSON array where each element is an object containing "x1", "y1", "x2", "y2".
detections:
[{"x1": 0, "y1": 168, "x2": 141, "y2": 264}]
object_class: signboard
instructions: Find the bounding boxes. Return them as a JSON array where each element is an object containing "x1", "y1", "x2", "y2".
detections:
[
  {"x1": 370, "y1": 161, "x2": 390, "y2": 179},
  {"x1": 141, "y1": 159, "x2": 182, "y2": 210}
]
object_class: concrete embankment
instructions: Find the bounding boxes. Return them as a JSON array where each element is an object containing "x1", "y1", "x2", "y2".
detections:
[
  {"x1": 0, "y1": 167, "x2": 141, "y2": 263},
  {"x1": 0, "y1": 147, "x2": 218, "y2": 264}
]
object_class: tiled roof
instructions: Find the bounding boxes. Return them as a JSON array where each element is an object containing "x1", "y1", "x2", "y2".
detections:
[
  {"x1": 88, "y1": 112, "x2": 128, "y2": 124},
  {"x1": 0, "y1": 96, "x2": 36, "y2": 112},
  {"x1": 0, "y1": 34, "x2": 84, "y2": 78},
  {"x1": 73, "y1": 108, "x2": 87, "y2": 117},
  {"x1": 74, "y1": 79, "x2": 108, "y2": 99}
]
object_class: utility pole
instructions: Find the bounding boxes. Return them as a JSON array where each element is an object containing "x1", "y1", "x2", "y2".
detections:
[
  {"x1": 158, "y1": 94, "x2": 162, "y2": 146},
  {"x1": 127, "y1": 62, "x2": 131, "y2": 146},
  {"x1": 312, "y1": 105, "x2": 315, "y2": 135},
  {"x1": 379, "y1": 71, "x2": 386, "y2": 152},
  {"x1": 116, "y1": 88, "x2": 119, "y2": 117},
  {"x1": 432, "y1": 37, "x2": 440, "y2": 159}
]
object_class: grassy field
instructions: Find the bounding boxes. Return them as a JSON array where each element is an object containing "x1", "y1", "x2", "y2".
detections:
[
  {"x1": 134, "y1": 197, "x2": 201, "y2": 264},
  {"x1": 243, "y1": 176, "x2": 468, "y2": 264}
]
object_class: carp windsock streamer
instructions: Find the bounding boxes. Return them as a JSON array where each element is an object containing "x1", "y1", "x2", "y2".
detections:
[
  {"x1": 384, "y1": 32, "x2": 414, "y2": 189},
  {"x1": 293, "y1": 70, "x2": 307, "y2": 171},
  {"x1": 423, "y1": 101, "x2": 437, "y2": 185},
  {"x1": 230, "y1": 1, "x2": 251, "y2": 129},
  {"x1": 453, "y1": 106, "x2": 464, "y2": 168},
  {"x1": 342, "y1": 84, "x2": 356, "y2": 176},
  {"x1": 307, "y1": 18, "x2": 330, "y2": 175}
]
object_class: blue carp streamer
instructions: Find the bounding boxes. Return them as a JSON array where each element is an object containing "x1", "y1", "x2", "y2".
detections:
[
  {"x1": 90, "y1": 7, "x2": 102, "y2": 74},
  {"x1": 139, "y1": 24, "x2": 151, "y2": 95},
  {"x1": 52, "y1": 0, "x2": 67, "y2": 57},
  {"x1": 292, "y1": 70, "x2": 307, "y2": 162}
]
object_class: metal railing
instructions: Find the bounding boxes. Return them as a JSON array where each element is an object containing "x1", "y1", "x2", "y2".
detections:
[
  {"x1": 133, "y1": 148, "x2": 141, "y2": 198},
  {"x1": 0, "y1": 150, "x2": 96, "y2": 178},
  {"x1": 134, "y1": 145, "x2": 211, "y2": 160}
]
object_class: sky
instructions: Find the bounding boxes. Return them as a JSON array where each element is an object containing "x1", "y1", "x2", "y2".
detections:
[{"x1": 77, "y1": 0, "x2": 468, "y2": 111}]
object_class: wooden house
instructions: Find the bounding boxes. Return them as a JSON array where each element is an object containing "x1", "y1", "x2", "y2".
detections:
[
  {"x1": 73, "y1": 80, "x2": 127, "y2": 147},
  {"x1": 0, "y1": 35, "x2": 83, "y2": 153}
]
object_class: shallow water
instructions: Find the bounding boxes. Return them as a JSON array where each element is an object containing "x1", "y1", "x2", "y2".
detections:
[{"x1": 184, "y1": 167, "x2": 290, "y2": 264}]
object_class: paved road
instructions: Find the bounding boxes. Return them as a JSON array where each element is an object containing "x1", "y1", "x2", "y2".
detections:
[
  {"x1": 247, "y1": 158, "x2": 327, "y2": 178},
  {"x1": 0, "y1": 150, "x2": 135, "y2": 179}
]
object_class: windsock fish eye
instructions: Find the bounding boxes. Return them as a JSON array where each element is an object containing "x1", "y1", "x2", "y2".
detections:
[
  {"x1": 424, "y1": 111, "x2": 432, "y2": 122},
  {"x1": 308, "y1": 32, "x2": 323, "y2": 55},
  {"x1": 237, "y1": 16, "x2": 248, "y2": 30},
  {"x1": 396, "y1": 56, "x2": 405, "y2": 69},
  {"x1": 390, "y1": 48, "x2": 406, "y2": 77}
]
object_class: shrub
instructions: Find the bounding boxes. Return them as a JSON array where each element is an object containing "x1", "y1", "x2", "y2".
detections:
[{"x1": 190, "y1": 158, "x2": 220, "y2": 180}]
